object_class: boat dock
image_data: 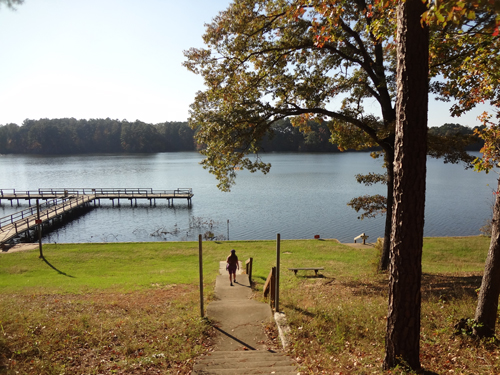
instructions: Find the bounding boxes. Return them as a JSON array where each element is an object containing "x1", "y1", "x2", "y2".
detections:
[{"x1": 0, "y1": 188, "x2": 194, "y2": 245}]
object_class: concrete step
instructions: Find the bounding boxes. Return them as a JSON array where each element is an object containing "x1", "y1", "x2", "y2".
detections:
[
  {"x1": 193, "y1": 368, "x2": 298, "y2": 374},
  {"x1": 193, "y1": 350, "x2": 299, "y2": 374}
]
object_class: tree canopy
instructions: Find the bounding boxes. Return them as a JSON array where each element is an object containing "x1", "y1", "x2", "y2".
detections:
[
  {"x1": 0, "y1": 119, "x2": 197, "y2": 154},
  {"x1": 184, "y1": 0, "x2": 493, "y2": 272},
  {"x1": 470, "y1": 112, "x2": 500, "y2": 337},
  {"x1": 0, "y1": 0, "x2": 23, "y2": 10}
]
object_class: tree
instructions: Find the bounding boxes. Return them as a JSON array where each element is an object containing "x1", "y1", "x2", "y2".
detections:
[
  {"x1": 383, "y1": 0, "x2": 428, "y2": 370},
  {"x1": 426, "y1": 0, "x2": 500, "y2": 116},
  {"x1": 0, "y1": 0, "x2": 23, "y2": 10},
  {"x1": 472, "y1": 115, "x2": 500, "y2": 337},
  {"x1": 184, "y1": 0, "x2": 401, "y2": 270},
  {"x1": 424, "y1": 0, "x2": 500, "y2": 339},
  {"x1": 347, "y1": 172, "x2": 388, "y2": 219},
  {"x1": 184, "y1": 0, "x2": 483, "y2": 272}
]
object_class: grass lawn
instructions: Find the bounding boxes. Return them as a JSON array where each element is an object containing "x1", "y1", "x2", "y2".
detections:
[{"x1": 0, "y1": 236, "x2": 497, "y2": 374}]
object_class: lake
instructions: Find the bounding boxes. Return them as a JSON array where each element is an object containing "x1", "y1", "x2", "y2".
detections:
[{"x1": 0, "y1": 152, "x2": 496, "y2": 244}]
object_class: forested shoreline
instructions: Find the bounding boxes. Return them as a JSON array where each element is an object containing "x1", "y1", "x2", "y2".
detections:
[{"x1": 0, "y1": 118, "x2": 483, "y2": 154}]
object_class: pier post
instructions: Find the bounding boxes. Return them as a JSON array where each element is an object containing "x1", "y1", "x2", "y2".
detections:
[
  {"x1": 198, "y1": 234, "x2": 204, "y2": 318},
  {"x1": 36, "y1": 200, "x2": 43, "y2": 259}
]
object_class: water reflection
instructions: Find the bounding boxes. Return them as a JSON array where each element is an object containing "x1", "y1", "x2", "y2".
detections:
[{"x1": 0, "y1": 152, "x2": 496, "y2": 243}]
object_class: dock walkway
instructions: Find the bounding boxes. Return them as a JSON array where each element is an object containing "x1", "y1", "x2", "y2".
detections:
[
  {"x1": 0, "y1": 188, "x2": 194, "y2": 245},
  {"x1": 0, "y1": 188, "x2": 193, "y2": 206},
  {"x1": 0, "y1": 195, "x2": 93, "y2": 244}
]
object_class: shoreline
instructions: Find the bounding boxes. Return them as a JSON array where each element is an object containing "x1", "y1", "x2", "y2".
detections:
[{"x1": 0, "y1": 235, "x2": 487, "y2": 254}]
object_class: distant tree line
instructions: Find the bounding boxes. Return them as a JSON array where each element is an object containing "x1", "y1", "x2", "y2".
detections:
[
  {"x1": 0, "y1": 118, "x2": 196, "y2": 154},
  {"x1": 0, "y1": 118, "x2": 483, "y2": 154},
  {"x1": 428, "y1": 122, "x2": 485, "y2": 150}
]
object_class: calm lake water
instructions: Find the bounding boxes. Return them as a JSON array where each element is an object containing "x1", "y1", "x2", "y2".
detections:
[{"x1": 0, "y1": 152, "x2": 496, "y2": 243}]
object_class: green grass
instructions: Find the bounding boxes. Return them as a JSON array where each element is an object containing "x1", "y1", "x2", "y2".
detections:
[
  {"x1": 422, "y1": 236, "x2": 490, "y2": 273},
  {"x1": 0, "y1": 239, "x2": 365, "y2": 294},
  {"x1": 0, "y1": 236, "x2": 496, "y2": 374}
]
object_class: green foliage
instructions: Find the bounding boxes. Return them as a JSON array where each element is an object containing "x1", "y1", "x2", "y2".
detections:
[
  {"x1": 184, "y1": 0, "x2": 400, "y2": 191},
  {"x1": 0, "y1": 119, "x2": 196, "y2": 154},
  {"x1": 354, "y1": 172, "x2": 388, "y2": 186},
  {"x1": 0, "y1": 0, "x2": 23, "y2": 10},
  {"x1": 347, "y1": 194, "x2": 387, "y2": 219},
  {"x1": 346, "y1": 172, "x2": 387, "y2": 220},
  {"x1": 426, "y1": 0, "x2": 500, "y2": 116},
  {"x1": 473, "y1": 114, "x2": 500, "y2": 173},
  {"x1": 184, "y1": 0, "x2": 483, "y2": 194}
]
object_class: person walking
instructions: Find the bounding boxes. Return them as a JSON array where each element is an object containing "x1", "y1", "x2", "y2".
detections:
[{"x1": 226, "y1": 249, "x2": 239, "y2": 286}]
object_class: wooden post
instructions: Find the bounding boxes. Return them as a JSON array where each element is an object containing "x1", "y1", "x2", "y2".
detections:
[
  {"x1": 198, "y1": 234, "x2": 204, "y2": 318},
  {"x1": 246, "y1": 257, "x2": 253, "y2": 283},
  {"x1": 36, "y1": 199, "x2": 43, "y2": 259},
  {"x1": 263, "y1": 267, "x2": 273, "y2": 298},
  {"x1": 270, "y1": 267, "x2": 276, "y2": 309},
  {"x1": 276, "y1": 233, "x2": 280, "y2": 312}
]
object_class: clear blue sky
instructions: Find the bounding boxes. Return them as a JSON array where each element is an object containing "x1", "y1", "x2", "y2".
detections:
[{"x1": 0, "y1": 0, "x2": 493, "y2": 127}]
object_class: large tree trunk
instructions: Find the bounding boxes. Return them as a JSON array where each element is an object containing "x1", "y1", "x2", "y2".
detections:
[
  {"x1": 474, "y1": 177, "x2": 500, "y2": 337},
  {"x1": 379, "y1": 153, "x2": 394, "y2": 271},
  {"x1": 383, "y1": 0, "x2": 428, "y2": 371}
]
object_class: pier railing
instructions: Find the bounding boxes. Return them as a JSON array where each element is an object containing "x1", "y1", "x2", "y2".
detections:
[
  {"x1": 0, "y1": 188, "x2": 193, "y2": 244},
  {"x1": 0, "y1": 196, "x2": 91, "y2": 230},
  {"x1": 0, "y1": 188, "x2": 193, "y2": 197}
]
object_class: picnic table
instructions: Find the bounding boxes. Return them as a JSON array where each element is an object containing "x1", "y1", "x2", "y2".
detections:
[{"x1": 288, "y1": 267, "x2": 324, "y2": 276}]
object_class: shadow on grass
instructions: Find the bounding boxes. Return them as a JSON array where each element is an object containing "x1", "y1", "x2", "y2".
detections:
[
  {"x1": 293, "y1": 274, "x2": 326, "y2": 279},
  {"x1": 41, "y1": 256, "x2": 76, "y2": 278},
  {"x1": 421, "y1": 273, "x2": 482, "y2": 301},
  {"x1": 420, "y1": 369, "x2": 440, "y2": 375},
  {"x1": 336, "y1": 273, "x2": 482, "y2": 301},
  {"x1": 282, "y1": 303, "x2": 316, "y2": 318},
  {"x1": 340, "y1": 278, "x2": 387, "y2": 296}
]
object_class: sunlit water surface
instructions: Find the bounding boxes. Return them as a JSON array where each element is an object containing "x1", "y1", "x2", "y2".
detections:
[{"x1": 0, "y1": 152, "x2": 496, "y2": 243}]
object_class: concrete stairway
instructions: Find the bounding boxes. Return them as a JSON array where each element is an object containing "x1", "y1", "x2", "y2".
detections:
[
  {"x1": 193, "y1": 260, "x2": 299, "y2": 374},
  {"x1": 193, "y1": 350, "x2": 298, "y2": 374}
]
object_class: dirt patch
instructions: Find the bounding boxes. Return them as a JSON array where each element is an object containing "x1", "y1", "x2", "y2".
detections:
[{"x1": 1, "y1": 243, "x2": 39, "y2": 253}]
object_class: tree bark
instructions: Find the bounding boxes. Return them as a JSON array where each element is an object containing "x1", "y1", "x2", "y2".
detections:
[
  {"x1": 379, "y1": 152, "x2": 394, "y2": 271},
  {"x1": 474, "y1": 177, "x2": 500, "y2": 337},
  {"x1": 383, "y1": 0, "x2": 428, "y2": 371}
]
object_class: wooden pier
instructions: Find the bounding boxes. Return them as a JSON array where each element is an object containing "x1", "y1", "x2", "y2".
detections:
[{"x1": 0, "y1": 188, "x2": 194, "y2": 245}]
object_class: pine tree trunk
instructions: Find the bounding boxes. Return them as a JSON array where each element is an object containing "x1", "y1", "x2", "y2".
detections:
[
  {"x1": 474, "y1": 177, "x2": 500, "y2": 337},
  {"x1": 383, "y1": 0, "x2": 428, "y2": 370},
  {"x1": 379, "y1": 154, "x2": 394, "y2": 271}
]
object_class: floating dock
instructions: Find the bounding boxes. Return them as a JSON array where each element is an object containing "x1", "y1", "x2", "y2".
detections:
[{"x1": 0, "y1": 188, "x2": 193, "y2": 245}]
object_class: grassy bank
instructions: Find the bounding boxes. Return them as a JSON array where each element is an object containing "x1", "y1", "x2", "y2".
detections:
[{"x1": 0, "y1": 237, "x2": 497, "y2": 374}]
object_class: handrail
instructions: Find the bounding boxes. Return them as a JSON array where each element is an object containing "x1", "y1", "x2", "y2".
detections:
[
  {"x1": 0, "y1": 198, "x2": 63, "y2": 228},
  {"x1": 0, "y1": 188, "x2": 193, "y2": 197},
  {"x1": 0, "y1": 196, "x2": 91, "y2": 231},
  {"x1": 0, "y1": 189, "x2": 193, "y2": 230}
]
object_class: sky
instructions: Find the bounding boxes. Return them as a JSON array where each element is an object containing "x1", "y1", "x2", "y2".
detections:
[{"x1": 0, "y1": 0, "x2": 494, "y2": 128}]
